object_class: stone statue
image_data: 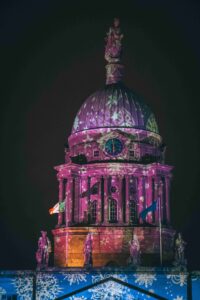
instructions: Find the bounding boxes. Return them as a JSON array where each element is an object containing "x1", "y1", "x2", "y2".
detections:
[
  {"x1": 36, "y1": 231, "x2": 52, "y2": 270},
  {"x1": 128, "y1": 234, "x2": 141, "y2": 266},
  {"x1": 105, "y1": 18, "x2": 124, "y2": 63},
  {"x1": 84, "y1": 233, "x2": 93, "y2": 268},
  {"x1": 174, "y1": 232, "x2": 187, "y2": 267}
]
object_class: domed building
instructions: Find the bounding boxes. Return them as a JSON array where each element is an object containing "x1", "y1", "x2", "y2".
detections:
[
  {"x1": 2, "y1": 20, "x2": 199, "y2": 300},
  {"x1": 52, "y1": 19, "x2": 175, "y2": 268}
]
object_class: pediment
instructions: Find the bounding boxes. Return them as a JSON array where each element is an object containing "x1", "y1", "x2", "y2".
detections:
[{"x1": 56, "y1": 276, "x2": 167, "y2": 300}]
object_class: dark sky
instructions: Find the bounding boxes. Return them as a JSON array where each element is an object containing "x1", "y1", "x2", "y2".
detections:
[{"x1": 0, "y1": 0, "x2": 200, "y2": 270}]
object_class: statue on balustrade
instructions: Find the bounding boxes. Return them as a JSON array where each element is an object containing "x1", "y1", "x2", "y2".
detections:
[
  {"x1": 84, "y1": 233, "x2": 93, "y2": 268},
  {"x1": 174, "y1": 232, "x2": 187, "y2": 267},
  {"x1": 36, "y1": 231, "x2": 52, "y2": 270},
  {"x1": 128, "y1": 234, "x2": 141, "y2": 267}
]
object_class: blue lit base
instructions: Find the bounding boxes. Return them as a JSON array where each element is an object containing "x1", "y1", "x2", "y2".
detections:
[{"x1": 0, "y1": 267, "x2": 200, "y2": 299}]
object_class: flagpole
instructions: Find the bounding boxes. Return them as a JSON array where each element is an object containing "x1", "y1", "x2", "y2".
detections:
[{"x1": 158, "y1": 190, "x2": 163, "y2": 266}]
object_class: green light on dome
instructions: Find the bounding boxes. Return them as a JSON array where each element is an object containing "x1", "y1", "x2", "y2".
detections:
[{"x1": 146, "y1": 114, "x2": 159, "y2": 134}]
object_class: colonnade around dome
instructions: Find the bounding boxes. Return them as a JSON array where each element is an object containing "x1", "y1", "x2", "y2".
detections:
[{"x1": 55, "y1": 162, "x2": 172, "y2": 228}]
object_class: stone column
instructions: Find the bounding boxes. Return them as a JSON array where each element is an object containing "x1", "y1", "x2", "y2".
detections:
[
  {"x1": 157, "y1": 178, "x2": 163, "y2": 225},
  {"x1": 72, "y1": 177, "x2": 76, "y2": 224},
  {"x1": 146, "y1": 176, "x2": 152, "y2": 224},
  {"x1": 74, "y1": 177, "x2": 80, "y2": 224},
  {"x1": 118, "y1": 176, "x2": 123, "y2": 224},
  {"x1": 143, "y1": 177, "x2": 146, "y2": 213},
  {"x1": 103, "y1": 176, "x2": 109, "y2": 224},
  {"x1": 160, "y1": 179, "x2": 164, "y2": 224},
  {"x1": 101, "y1": 176, "x2": 104, "y2": 223},
  {"x1": 79, "y1": 177, "x2": 83, "y2": 223},
  {"x1": 65, "y1": 177, "x2": 73, "y2": 226},
  {"x1": 58, "y1": 178, "x2": 64, "y2": 226},
  {"x1": 80, "y1": 176, "x2": 88, "y2": 223},
  {"x1": 162, "y1": 177, "x2": 167, "y2": 224},
  {"x1": 154, "y1": 177, "x2": 160, "y2": 225},
  {"x1": 135, "y1": 177, "x2": 139, "y2": 223},
  {"x1": 152, "y1": 177, "x2": 156, "y2": 224},
  {"x1": 87, "y1": 177, "x2": 91, "y2": 224},
  {"x1": 138, "y1": 176, "x2": 144, "y2": 224},
  {"x1": 96, "y1": 176, "x2": 101, "y2": 224},
  {"x1": 125, "y1": 175, "x2": 130, "y2": 224}
]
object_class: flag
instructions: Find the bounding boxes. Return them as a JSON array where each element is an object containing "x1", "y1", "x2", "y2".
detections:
[
  {"x1": 80, "y1": 182, "x2": 99, "y2": 198},
  {"x1": 139, "y1": 200, "x2": 157, "y2": 221},
  {"x1": 59, "y1": 201, "x2": 65, "y2": 212},
  {"x1": 49, "y1": 201, "x2": 65, "y2": 215}
]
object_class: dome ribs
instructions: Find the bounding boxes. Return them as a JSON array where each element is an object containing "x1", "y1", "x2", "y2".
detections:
[{"x1": 71, "y1": 83, "x2": 158, "y2": 134}]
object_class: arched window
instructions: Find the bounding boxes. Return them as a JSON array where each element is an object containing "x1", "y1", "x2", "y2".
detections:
[
  {"x1": 129, "y1": 200, "x2": 138, "y2": 224},
  {"x1": 91, "y1": 200, "x2": 97, "y2": 224},
  {"x1": 109, "y1": 198, "x2": 117, "y2": 223}
]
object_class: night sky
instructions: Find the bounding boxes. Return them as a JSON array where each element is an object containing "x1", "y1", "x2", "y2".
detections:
[{"x1": 1, "y1": 0, "x2": 200, "y2": 270}]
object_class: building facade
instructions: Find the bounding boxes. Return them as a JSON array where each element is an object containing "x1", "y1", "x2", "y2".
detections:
[{"x1": 52, "y1": 19, "x2": 175, "y2": 268}]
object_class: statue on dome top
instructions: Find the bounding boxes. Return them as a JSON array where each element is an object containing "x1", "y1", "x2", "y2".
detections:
[
  {"x1": 36, "y1": 231, "x2": 52, "y2": 270},
  {"x1": 105, "y1": 18, "x2": 124, "y2": 63}
]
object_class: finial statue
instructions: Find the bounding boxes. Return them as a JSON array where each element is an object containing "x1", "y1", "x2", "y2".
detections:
[
  {"x1": 174, "y1": 232, "x2": 187, "y2": 267},
  {"x1": 84, "y1": 233, "x2": 93, "y2": 268},
  {"x1": 36, "y1": 231, "x2": 52, "y2": 270},
  {"x1": 105, "y1": 18, "x2": 124, "y2": 85},
  {"x1": 128, "y1": 234, "x2": 141, "y2": 267},
  {"x1": 105, "y1": 18, "x2": 124, "y2": 63}
]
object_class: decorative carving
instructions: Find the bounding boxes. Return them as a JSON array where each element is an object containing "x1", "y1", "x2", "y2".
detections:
[{"x1": 36, "y1": 231, "x2": 52, "y2": 270}]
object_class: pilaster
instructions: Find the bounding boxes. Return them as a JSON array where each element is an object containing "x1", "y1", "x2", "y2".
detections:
[
  {"x1": 58, "y1": 178, "x2": 64, "y2": 226},
  {"x1": 118, "y1": 176, "x2": 124, "y2": 224},
  {"x1": 103, "y1": 176, "x2": 109, "y2": 224},
  {"x1": 96, "y1": 176, "x2": 101, "y2": 224},
  {"x1": 146, "y1": 176, "x2": 152, "y2": 224},
  {"x1": 65, "y1": 177, "x2": 73, "y2": 226},
  {"x1": 125, "y1": 175, "x2": 130, "y2": 224},
  {"x1": 138, "y1": 176, "x2": 144, "y2": 224}
]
